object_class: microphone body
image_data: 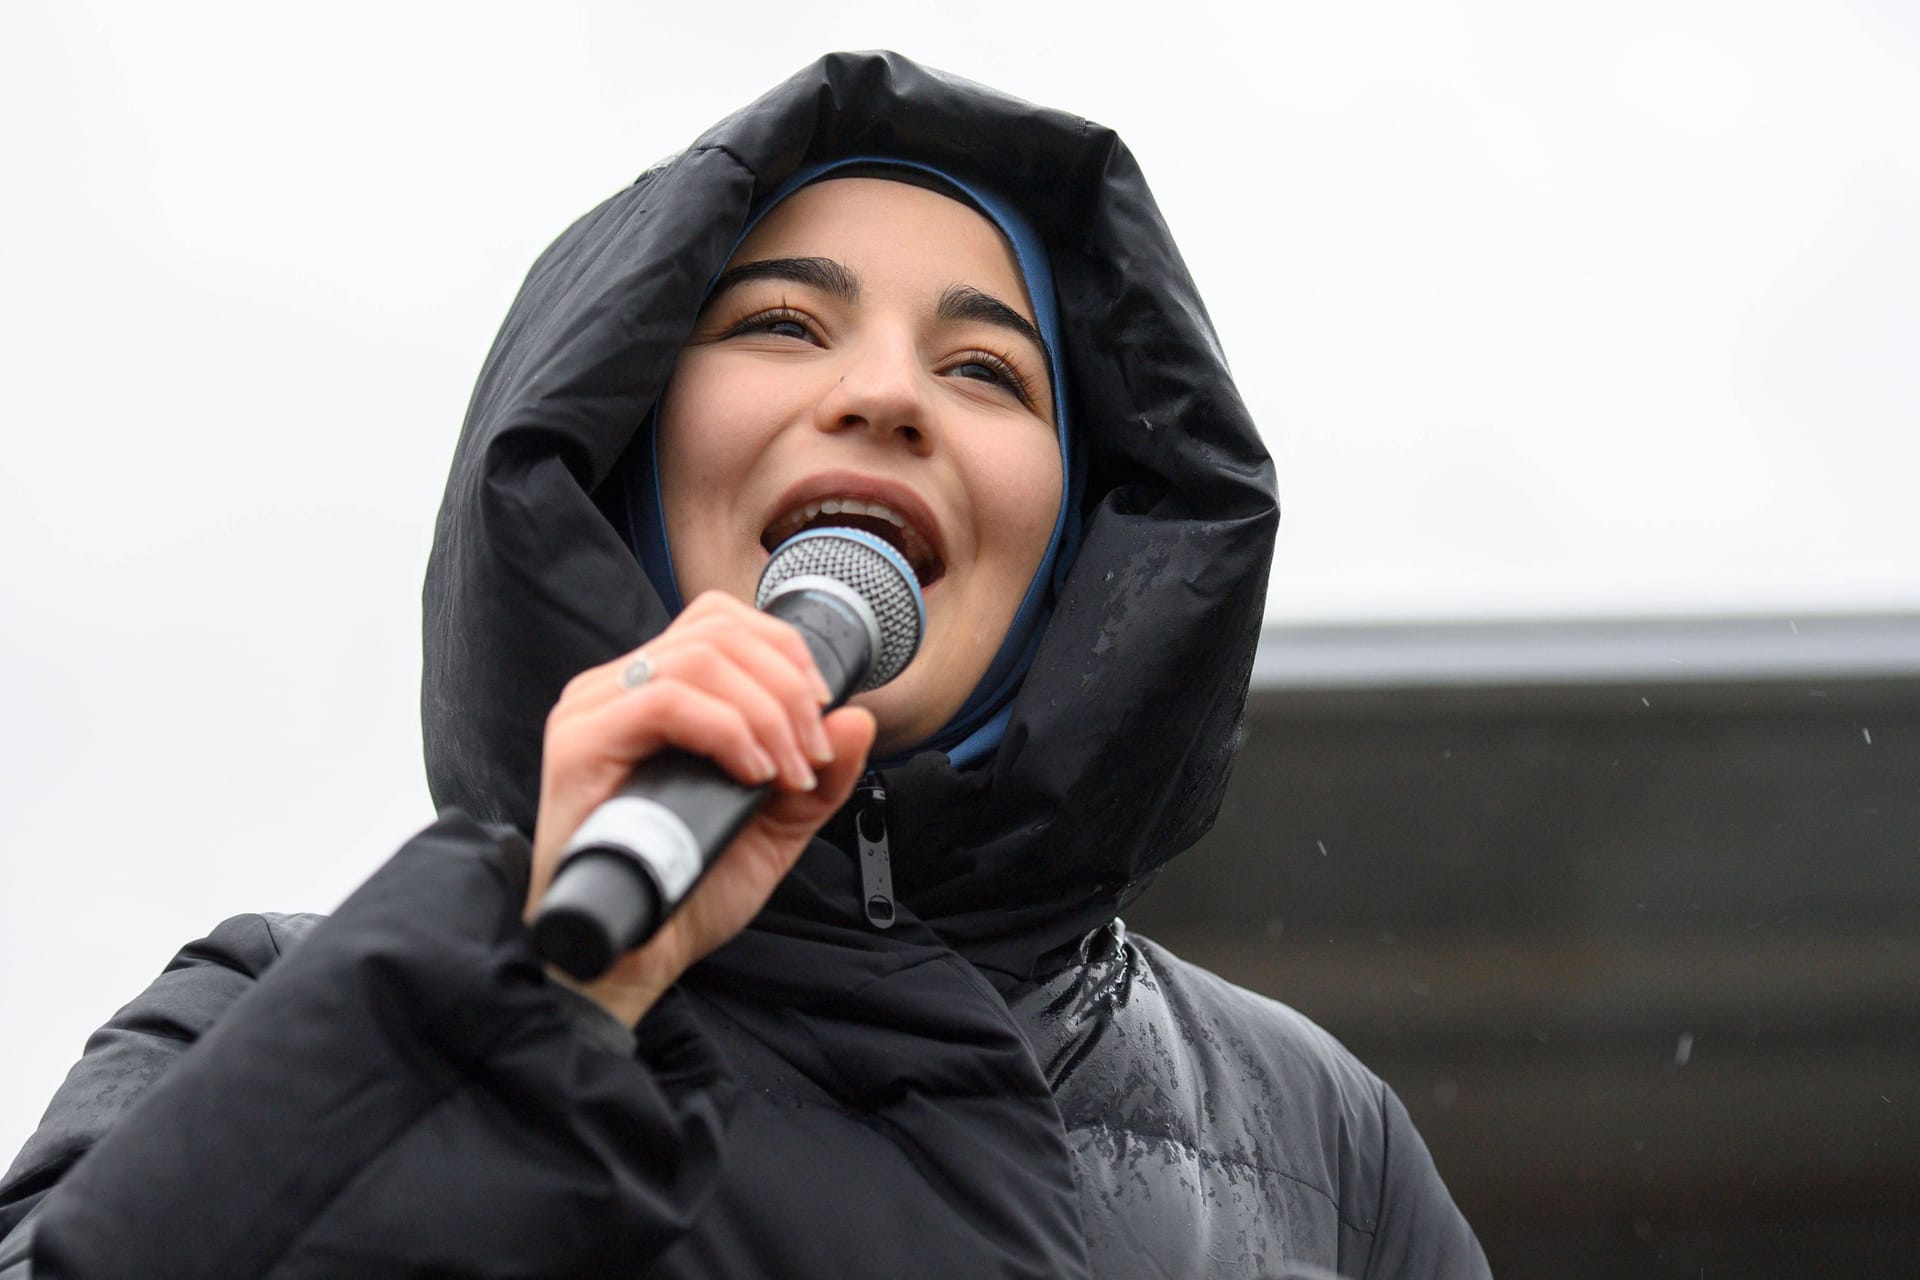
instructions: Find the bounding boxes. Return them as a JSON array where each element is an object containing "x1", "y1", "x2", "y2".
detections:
[{"x1": 531, "y1": 529, "x2": 923, "y2": 981}]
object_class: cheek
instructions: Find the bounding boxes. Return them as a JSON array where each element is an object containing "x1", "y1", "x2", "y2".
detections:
[
  {"x1": 976, "y1": 432, "x2": 1065, "y2": 558},
  {"x1": 658, "y1": 355, "x2": 759, "y2": 481},
  {"x1": 656, "y1": 354, "x2": 800, "y2": 538},
  {"x1": 654, "y1": 356, "x2": 782, "y2": 596}
]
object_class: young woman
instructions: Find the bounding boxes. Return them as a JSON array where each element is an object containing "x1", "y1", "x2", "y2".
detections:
[{"x1": 0, "y1": 53, "x2": 1489, "y2": 1279}]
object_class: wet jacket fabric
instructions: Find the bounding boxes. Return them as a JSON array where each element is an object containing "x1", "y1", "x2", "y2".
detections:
[{"x1": 0, "y1": 51, "x2": 1489, "y2": 1279}]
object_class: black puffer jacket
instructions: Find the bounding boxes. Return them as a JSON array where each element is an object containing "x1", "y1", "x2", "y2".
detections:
[{"x1": 0, "y1": 52, "x2": 1489, "y2": 1279}]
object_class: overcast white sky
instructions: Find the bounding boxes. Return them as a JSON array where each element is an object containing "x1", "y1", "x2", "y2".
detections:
[{"x1": 3, "y1": 0, "x2": 1916, "y2": 1161}]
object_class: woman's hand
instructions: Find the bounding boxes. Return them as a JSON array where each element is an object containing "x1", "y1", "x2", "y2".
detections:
[{"x1": 525, "y1": 590, "x2": 877, "y2": 1027}]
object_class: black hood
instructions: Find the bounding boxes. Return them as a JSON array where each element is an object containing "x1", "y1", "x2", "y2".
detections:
[{"x1": 423, "y1": 51, "x2": 1278, "y2": 986}]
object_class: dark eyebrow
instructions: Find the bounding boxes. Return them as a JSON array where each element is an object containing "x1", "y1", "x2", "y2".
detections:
[
  {"x1": 708, "y1": 256, "x2": 861, "y2": 304},
  {"x1": 936, "y1": 285, "x2": 1051, "y2": 367}
]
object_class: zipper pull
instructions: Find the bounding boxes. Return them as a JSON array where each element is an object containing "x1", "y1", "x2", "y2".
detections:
[{"x1": 854, "y1": 772, "x2": 896, "y2": 929}]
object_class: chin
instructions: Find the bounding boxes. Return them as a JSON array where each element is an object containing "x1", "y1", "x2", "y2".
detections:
[{"x1": 853, "y1": 672, "x2": 951, "y2": 758}]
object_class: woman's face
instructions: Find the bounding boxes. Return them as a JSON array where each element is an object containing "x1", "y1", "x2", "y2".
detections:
[{"x1": 656, "y1": 177, "x2": 1063, "y2": 754}]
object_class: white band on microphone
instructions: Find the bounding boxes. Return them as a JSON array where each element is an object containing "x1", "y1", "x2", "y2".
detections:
[{"x1": 563, "y1": 795, "x2": 703, "y2": 901}]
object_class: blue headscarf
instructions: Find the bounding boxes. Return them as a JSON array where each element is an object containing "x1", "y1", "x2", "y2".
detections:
[{"x1": 626, "y1": 158, "x2": 1079, "y2": 768}]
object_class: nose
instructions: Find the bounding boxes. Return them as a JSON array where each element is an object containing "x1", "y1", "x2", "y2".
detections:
[{"x1": 811, "y1": 333, "x2": 933, "y2": 454}]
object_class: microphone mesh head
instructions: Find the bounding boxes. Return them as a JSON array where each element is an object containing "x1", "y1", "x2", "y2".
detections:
[{"x1": 755, "y1": 527, "x2": 925, "y2": 690}]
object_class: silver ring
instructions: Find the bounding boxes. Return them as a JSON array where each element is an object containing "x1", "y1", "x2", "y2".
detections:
[{"x1": 619, "y1": 652, "x2": 656, "y2": 690}]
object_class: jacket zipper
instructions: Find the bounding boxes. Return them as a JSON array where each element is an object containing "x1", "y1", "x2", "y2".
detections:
[{"x1": 854, "y1": 771, "x2": 896, "y2": 929}]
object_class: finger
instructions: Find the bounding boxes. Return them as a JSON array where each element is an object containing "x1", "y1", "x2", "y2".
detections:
[
  {"x1": 663, "y1": 609, "x2": 836, "y2": 740},
  {"x1": 682, "y1": 618, "x2": 837, "y2": 766},
  {"x1": 758, "y1": 707, "x2": 877, "y2": 834},
  {"x1": 551, "y1": 610, "x2": 833, "y2": 746},
  {"x1": 564, "y1": 679, "x2": 784, "y2": 793},
  {"x1": 651, "y1": 642, "x2": 821, "y2": 791},
  {"x1": 559, "y1": 628, "x2": 832, "y2": 777},
  {"x1": 679, "y1": 591, "x2": 834, "y2": 703}
]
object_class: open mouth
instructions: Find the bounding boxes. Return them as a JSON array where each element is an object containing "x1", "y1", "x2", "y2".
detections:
[{"x1": 761, "y1": 496, "x2": 945, "y2": 588}]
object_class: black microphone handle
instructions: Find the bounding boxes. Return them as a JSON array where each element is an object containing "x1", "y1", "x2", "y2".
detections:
[{"x1": 530, "y1": 588, "x2": 871, "y2": 981}]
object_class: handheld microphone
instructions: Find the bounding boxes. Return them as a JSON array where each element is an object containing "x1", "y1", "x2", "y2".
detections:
[{"x1": 530, "y1": 528, "x2": 925, "y2": 981}]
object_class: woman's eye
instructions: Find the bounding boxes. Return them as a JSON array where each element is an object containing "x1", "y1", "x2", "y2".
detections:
[
  {"x1": 947, "y1": 352, "x2": 1037, "y2": 406},
  {"x1": 950, "y1": 360, "x2": 1007, "y2": 385},
  {"x1": 731, "y1": 309, "x2": 813, "y2": 341}
]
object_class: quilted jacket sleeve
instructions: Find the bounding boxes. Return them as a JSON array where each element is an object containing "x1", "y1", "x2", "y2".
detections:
[
  {"x1": 0, "y1": 812, "x2": 734, "y2": 1279},
  {"x1": 1361, "y1": 1083, "x2": 1491, "y2": 1280}
]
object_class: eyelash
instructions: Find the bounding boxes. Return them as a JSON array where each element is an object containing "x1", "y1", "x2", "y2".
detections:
[
  {"x1": 944, "y1": 348, "x2": 1038, "y2": 406},
  {"x1": 725, "y1": 307, "x2": 1041, "y2": 408},
  {"x1": 730, "y1": 306, "x2": 815, "y2": 342}
]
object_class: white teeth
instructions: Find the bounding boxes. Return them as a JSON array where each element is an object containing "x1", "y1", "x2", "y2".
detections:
[
  {"x1": 765, "y1": 495, "x2": 940, "y2": 580},
  {"x1": 777, "y1": 498, "x2": 911, "y2": 535},
  {"x1": 799, "y1": 497, "x2": 906, "y2": 525}
]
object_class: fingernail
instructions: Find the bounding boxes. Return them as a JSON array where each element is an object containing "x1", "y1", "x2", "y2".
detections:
[
  {"x1": 812, "y1": 675, "x2": 833, "y2": 705},
  {"x1": 792, "y1": 757, "x2": 818, "y2": 791},
  {"x1": 750, "y1": 748, "x2": 779, "y2": 783},
  {"x1": 805, "y1": 721, "x2": 834, "y2": 765}
]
